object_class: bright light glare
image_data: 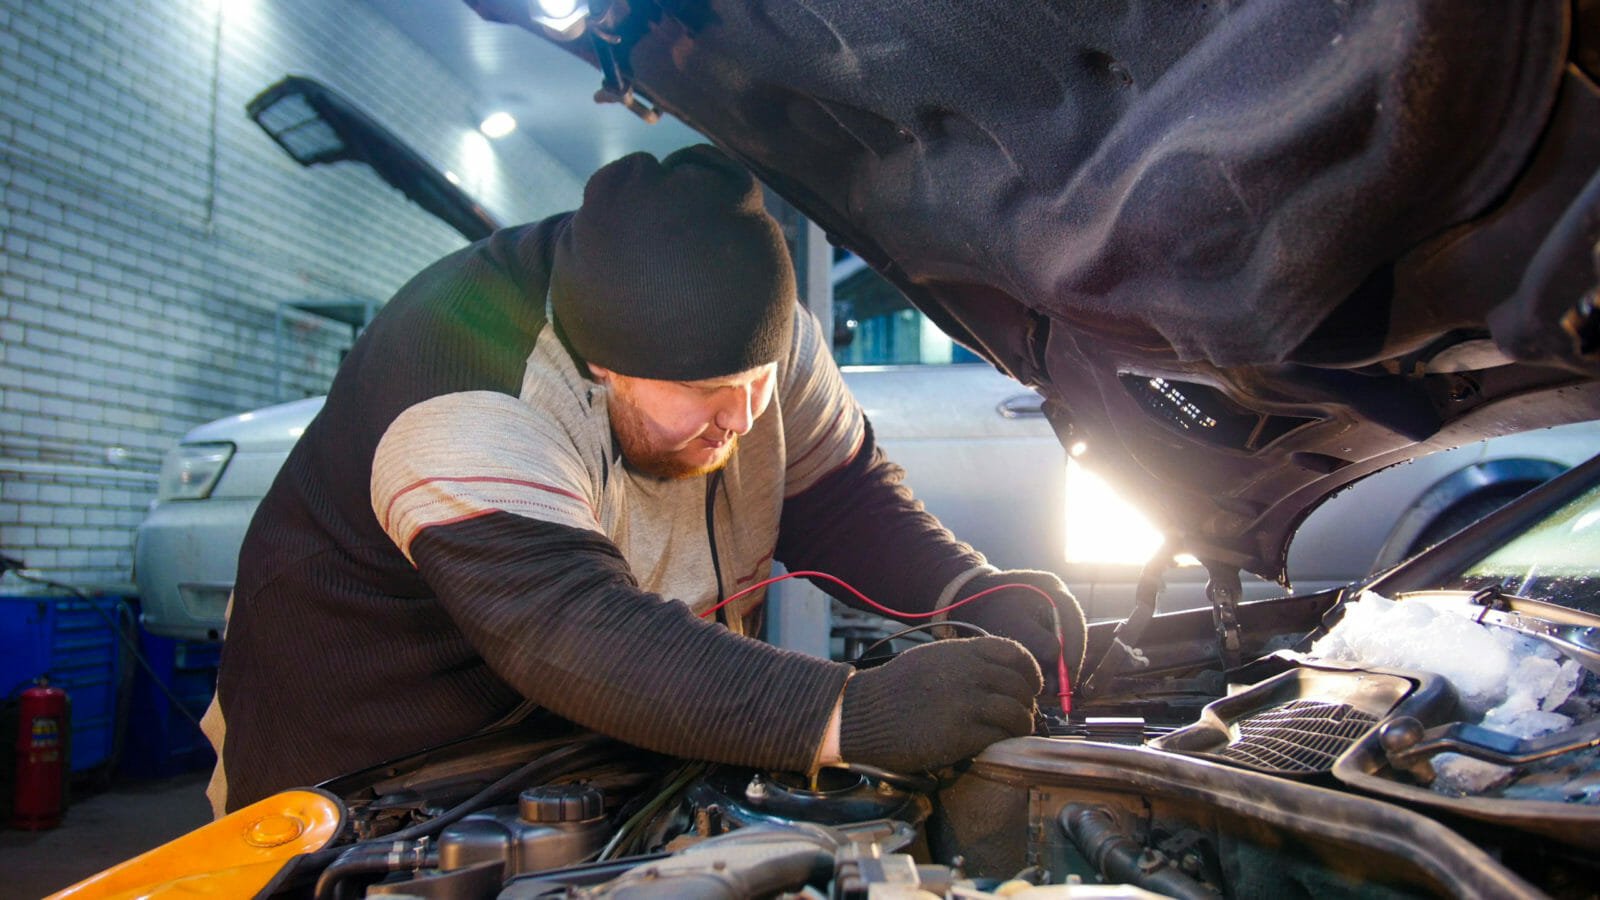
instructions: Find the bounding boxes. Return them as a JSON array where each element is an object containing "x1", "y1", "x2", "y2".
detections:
[
  {"x1": 478, "y1": 111, "x2": 517, "y2": 139},
  {"x1": 457, "y1": 130, "x2": 502, "y2": 208},
  {"x1": 1063, "y1": 458, "x2": 1166, "y2": 565},
  {"x1": 214, "y1": 0, "x2": 260, "y2": 19},
  {"x1": 533, "y1": 0, "x2": 582, "y2": 18},
  {"x1": 461, "y1": 131, "x2": 495, "y2": 182},
  {"x1": 529, "y1": 0, "x2": 589, "y2": 32}
]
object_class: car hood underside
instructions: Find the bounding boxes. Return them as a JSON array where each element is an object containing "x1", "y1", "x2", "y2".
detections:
[{"x1": 502, "y1": 0, "x2": 1600, "y2": 582}]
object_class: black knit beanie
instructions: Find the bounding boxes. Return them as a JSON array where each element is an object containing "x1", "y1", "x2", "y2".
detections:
[{"x1": 550, "y1": 144, "x2": 796, "y2": 381}]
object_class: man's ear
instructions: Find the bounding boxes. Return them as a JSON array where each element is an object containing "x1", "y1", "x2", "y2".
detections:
[{"x1": 587, "y1": 362, "x2": 612, "y2": 384}]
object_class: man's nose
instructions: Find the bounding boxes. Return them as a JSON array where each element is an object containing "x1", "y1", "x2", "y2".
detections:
[{"x1": 714, "y1": 386, "x2": 756, "y2": 435}]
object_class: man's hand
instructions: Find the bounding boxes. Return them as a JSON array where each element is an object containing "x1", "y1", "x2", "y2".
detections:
[
  {"x1": 950, "y1": 569, "x2": 1087, "y2": 682},
  {"x1": 839, "y1": 636, "x2": 1042, "y2": 772}
]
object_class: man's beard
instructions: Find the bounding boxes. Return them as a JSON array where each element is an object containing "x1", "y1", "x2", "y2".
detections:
[{"x1": 608, "y1": 389, "x2": 738, "y2": 481}]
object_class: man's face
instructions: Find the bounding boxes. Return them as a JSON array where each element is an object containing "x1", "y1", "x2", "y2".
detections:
[{"x1": 591, "y1": 362, "x2": 778, "y2": 480}]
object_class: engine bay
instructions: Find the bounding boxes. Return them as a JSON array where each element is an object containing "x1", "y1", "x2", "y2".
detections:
[{"x1": 273, "y1": 582, "x2": 1600, "y2": 900}]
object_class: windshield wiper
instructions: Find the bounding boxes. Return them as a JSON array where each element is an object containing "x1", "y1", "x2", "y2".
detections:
[{"x1": 1446, "y1": 585, "x2": 1600, "y2": 675}]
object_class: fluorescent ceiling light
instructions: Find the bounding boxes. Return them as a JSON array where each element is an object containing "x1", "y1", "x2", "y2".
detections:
[
  {"x1": 252, "y1": 92, "x2": 346, "y2": 164},
  {"x1": 478, "y1": 111, "x2": 517, "y2": 139},
  {"x1": 246, "y1": 76, "x2": 501, "y2": 241}
]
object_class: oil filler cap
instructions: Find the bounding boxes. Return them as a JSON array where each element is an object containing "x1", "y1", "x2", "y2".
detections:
[{"x1": 519, "y1": 784, "x2": 604, "y2": 824}]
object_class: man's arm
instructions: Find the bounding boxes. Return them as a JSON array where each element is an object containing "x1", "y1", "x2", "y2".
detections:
[
  {"x1": 369, "y1": 385, "x2": 851, "y2": 770},
  {"x1": 374, "y1": 395, "x2": 1041, "y2": 774},
  {"x1": 778, "y1": 426, "x2": 1087, "y2": 681},
  {"x1": 411, "y1": 510, "x2": 851, "y2": 771},
  {"x1": 772, "y1": 309, "x2": 993, "y2": 617},
  {"x1": 771, "y1": 311, "x2": 1084, "y2": 679},
  {"x1": 776, "y1": 420, "x2": 994, "y2": 618},
  {"x1": 411, "y1": 504, "x2": 1041, "y2": 777}
]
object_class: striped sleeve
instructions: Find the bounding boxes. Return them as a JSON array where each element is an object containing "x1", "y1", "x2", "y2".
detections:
[
  {"x1": 408, "y1": 512, "x2": 853, "y2": 772},
  {"x1": 371, "y1": 390, "x2": 600, "y2": 563}
]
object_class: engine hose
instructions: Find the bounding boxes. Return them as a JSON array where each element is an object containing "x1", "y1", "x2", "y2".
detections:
[
  {"x1": 275, "y1": 736, "x2": 615, "y2": 895},
  {"x1": 1058, "y1": 805, "x2": 1221, "y2": 900},
  {"x1": 313, "y1": 841, "x2": 438, "y2": 900}
]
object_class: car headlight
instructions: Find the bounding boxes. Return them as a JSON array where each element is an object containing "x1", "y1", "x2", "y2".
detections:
[{"x1": 156, "y1": 442, "x2": 235, "y2": 501}]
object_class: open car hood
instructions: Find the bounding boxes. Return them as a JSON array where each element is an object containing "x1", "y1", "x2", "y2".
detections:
[{"x1": 483, "y1": 0, "x2": 1600, "y2": 584}]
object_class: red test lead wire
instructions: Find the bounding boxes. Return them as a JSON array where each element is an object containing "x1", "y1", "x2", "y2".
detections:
[{"x1": 698, "y1": 569, "x2": 1072, "y2": 713}]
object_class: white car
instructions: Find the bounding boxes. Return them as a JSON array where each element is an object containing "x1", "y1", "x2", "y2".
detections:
[{"x1": 132, "y1": 368, "x2": 1599, "y2": 642}]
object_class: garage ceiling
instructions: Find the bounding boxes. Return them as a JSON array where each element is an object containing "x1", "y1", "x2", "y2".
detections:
[{"x1": 361, "y1": 0, "x2": 700, "y2": 179}]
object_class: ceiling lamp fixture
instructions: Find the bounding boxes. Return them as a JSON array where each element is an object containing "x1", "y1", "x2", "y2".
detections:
[
  {"x1": 468, "y1": 0, "x2": 596, "y2": 41},
  {"x1": 478, "y1": 111, "x2": 517, "y2": 139},
  {"x1": 529, "y1": 0, "x2": 589, "y2": 37},
  {"x1": 469, "y1": 1, "x2": 656, "y2": 121},
  {"x1": 246, "y1": 76, "x2": 500, "y2": 241}
]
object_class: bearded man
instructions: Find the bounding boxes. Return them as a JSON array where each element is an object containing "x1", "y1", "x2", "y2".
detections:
[{"x1": 204, "y1": 145, "x2": 1084, "y2": 814}]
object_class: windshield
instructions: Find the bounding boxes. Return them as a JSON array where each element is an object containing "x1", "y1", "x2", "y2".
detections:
[{"x1": 1441, "y1": 481, "x2": 1600, "y2": 613}]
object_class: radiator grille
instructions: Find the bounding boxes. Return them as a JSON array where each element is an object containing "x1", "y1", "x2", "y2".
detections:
[{"x1": 1215, "y1": 700, "x2": 1378, "y2": 773}]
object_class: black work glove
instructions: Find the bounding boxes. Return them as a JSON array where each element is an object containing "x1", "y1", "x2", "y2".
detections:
[
  {"x1": 950, "y1": 569, "x2": 1087, "y2": 687},
  {"x1": 840, "y1": 636, "x2": 1042, "y2": 772}
]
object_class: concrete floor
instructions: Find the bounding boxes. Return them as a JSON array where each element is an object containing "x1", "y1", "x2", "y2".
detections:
[{"x1": 0, "y1": 772, "x2": 212, "y2": 898}]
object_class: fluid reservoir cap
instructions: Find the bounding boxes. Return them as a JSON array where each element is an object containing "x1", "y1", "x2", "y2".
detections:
[
  {"x1": 519, "y1": 784, "x2": 604, "y2": 824},
  {"x1": 245, "y1": 813, "x2": 305, "y2": 847}
]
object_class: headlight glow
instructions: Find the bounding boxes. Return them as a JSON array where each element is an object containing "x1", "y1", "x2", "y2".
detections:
[
  {"x1": 156, "y1": 442, "x2": 235, "y2": 501},
  {"x1": 1063, "y1": 457, "x2": 1166, "y2": 565}
]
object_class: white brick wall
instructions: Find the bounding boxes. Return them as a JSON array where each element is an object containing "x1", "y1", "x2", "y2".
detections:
[{"x1": 1, "y1": 0, "x2": 586, "y2": 589}]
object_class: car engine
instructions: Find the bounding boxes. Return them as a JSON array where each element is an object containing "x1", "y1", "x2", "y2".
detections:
[{"x1": 273, "y1": 584, "x2": 1599, "y2": 900}]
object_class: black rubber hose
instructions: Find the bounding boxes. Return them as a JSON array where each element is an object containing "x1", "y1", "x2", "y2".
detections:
[
  {"x1": 389, "y1": 735, "x2": 611, "y2": 843},
  {"x1": 312, "y1": 843, "x2": 435, "y2": 900},
  {"x1": 1059, "y1": 804, "x2": 1220, "y2": 900},
  {"x1": 276, "y1": 735, "x2": 613, "y2": 895}
]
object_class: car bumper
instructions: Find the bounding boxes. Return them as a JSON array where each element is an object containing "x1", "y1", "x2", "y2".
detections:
[{"x1": 134, "y1": 497, "x2": 259, "y2": 641}]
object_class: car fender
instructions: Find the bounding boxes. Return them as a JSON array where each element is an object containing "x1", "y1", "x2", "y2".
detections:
[{"x1": 1371, "y1": 456, "x2": 1567, "y2": 570}]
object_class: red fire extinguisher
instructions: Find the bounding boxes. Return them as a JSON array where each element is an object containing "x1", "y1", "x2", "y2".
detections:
[{"x1": 13, "y1": 678, "x2": 68, "y2": 830}]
